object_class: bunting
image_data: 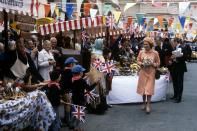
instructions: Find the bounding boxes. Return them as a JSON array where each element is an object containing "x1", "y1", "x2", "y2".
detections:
[
  {"x1": 44, "y1": 4, "x2": 51, "y2": 17},
  {"x1": 179, "y1": 16, "x2": 186, "y2": 29},
  {"x1": 136, "y1": 13, "x2": 145, "y2": 25},
  {"x1": 124, "y1": 3, "x2": 136, "y2": 12},
  {"x1": 113, "y1": 11, "x2": 121, "y2": 22},
  {"x1": 157, "y1": 16, "x2": 163, "y2": 28},
  {"x1": 90, "y1": 9, "x2": 98, "y2": 18},
  {"x1": 66, "y1": 4, "x2": 74, "y2": 19},
  {"x1": 50, "y1": 3, "x2": 56, "y2": 16}
]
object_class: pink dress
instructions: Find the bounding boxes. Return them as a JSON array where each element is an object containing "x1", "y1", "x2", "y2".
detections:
[{"x1": 137, "y1": 49, "x2": 160, "y2": 95}]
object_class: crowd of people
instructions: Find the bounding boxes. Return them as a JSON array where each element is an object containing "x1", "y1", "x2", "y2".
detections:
[{"x1": 0, "y1": 29, "x2": 196, "y2": 130}]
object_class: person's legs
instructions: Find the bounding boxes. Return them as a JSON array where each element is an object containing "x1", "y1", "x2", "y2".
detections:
[
  {"x1": 146, "y1": 95, "x2": 152, "y2": 114},
  {"x1": 141, "y1": 95, "x2": 146, "y2": 110},
  {"x1": 175, "y1": 72, "x2": 184, "y2": 102},
  {"x1": 170, "y1": 71, "x2": 178, "y2": 99}
]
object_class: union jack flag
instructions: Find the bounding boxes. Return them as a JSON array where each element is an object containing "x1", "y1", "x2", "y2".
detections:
[
  {"x1": 92, "y1": 59, "x2": 103, "y2": 71},
  {"x1": 84, "y1": 89, "x2": 99, "y2": 104},
  {"x1": 127, "y1": 24, "x2": 134, "y2": 34},
  {"x1": 101, "y1": 60, "x2": 116, "y2": 74},
  {"x1": 106, "y1": 16, "x2": 117, "y2": 30},
  {"x1": 82, "y1": 28, "x2": 89, "y2": 43},
  {"x1": 72, "y1": 105, "x2": 86, "y2": 123}
]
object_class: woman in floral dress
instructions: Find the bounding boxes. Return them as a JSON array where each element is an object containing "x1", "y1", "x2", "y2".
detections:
[{"x1": 137, "y1": 37, "x2": 160, "y2": 114}]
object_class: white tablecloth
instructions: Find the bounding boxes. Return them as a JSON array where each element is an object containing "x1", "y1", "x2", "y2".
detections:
[{"x1": 107, "y1": 75, "x2": 169, "y2": 104}]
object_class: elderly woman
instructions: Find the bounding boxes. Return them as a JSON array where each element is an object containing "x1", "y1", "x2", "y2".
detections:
[
  {"x1": 38, "y1": 40, "x2": 56, "y2": 81},
  {"x1": 137, "y1": 37, "x2": 160, "y2": 114}
]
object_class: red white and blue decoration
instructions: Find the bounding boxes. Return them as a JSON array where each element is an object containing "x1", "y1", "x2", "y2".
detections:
[{"x1": 72, "y1": 105, "x2": 86, "y2": 123}]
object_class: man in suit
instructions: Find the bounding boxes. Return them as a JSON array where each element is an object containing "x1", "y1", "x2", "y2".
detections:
[
  {"x1": 155, "y1": 37, "x2": 165, "y2": 67},
  {"x1": 170, "y1": 38, "x2": 187, "y2": 103}
]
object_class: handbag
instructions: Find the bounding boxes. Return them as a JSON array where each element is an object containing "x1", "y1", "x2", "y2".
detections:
[{"x1": 155, "y1": 69, "x2": 161, "y2": 80}]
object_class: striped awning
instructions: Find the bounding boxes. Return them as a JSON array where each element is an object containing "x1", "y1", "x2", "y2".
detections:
[{"x1": 39, "y1": 16, "x2": 104, "y2": 35}]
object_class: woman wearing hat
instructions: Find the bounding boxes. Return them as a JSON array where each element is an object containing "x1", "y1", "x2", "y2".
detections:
[{"x1": 137, "y1": 37, "x2": 160, "y2": 114}]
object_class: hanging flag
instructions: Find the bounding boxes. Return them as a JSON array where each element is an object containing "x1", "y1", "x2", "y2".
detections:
[
  {"x1": 90, "y1": 8, "x2": 98, "y2": 18},
  {"x1": 76, "y1": 0, "x2": 83, "y2": 16},
  {"x1": 44, "y1": 4, "x2": 51, "y2": 17},
  {"x1": 62, "y1": 0, "x2": 67, "y2": 12},
  {"x1": 176, "y1": 23, "x2": 181, "y2": 31},
  {"x1": 55, "y1": 6, "x2": 60, "y2": 17},
  {"x1": 168, "y1": 17, "x2": 174, "y2": 27},
  {"x1": 84, "y1": 89, "x2": 99, "y2": 104},
  {"x1": 106, "y1": 16, "x2": 117, "y2": 29},
  {"x1": 179, "y1": 16, "x2": 186, "y2": 29},
  {"x1": 179, "y1": 2, "x2": 190, "y2": 14},
  {"x1": 124, "y1": 3, "x2": 136, "y2": 12},
  {"x1": 50, "y1": 3, "x2": 56, "y2": 16},
  {"x1": 157, "y1": 16, "x2": 163, "y2": 28},
  {"x1": 82, "y1": 28, "x2": 89, "y2": 43},
  {"x1": 113, "y1": 11, "x2": 121, "y2": 22},
  {"x1": 92, "y1": 59, "x2": 103, "y2": 71},
  {"x1": 185, "y1": 16, "x2": 190, "y2": 25},
  {"x1": 136, "y1": 13, "x2": 145, "y2": 25},
  {"x1": 66, "y1": 4, "x2": 74, "y2": 19},
  {"x1": 103, "y1": 4, "x2": 112, "y2": 16},
  {"x1": 101, "y1": 60, "x2": 116, "y2": 74},
  {"x1": 72, "y1": 105, "x2": 86, "y2": 123},
  {"x1": 84, "y1": 3, "x2": 91, "y2": 17},
  {"x1": 141, "y1": 17, "x2": 146, "y2": 26},
  {"x1": 153, "y1": 18, "x2": 158, "y2": 25}
]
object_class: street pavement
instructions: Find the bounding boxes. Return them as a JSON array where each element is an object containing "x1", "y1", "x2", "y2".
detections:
[{"x1": 62, "y1": 62, "x2": 197, "y2": 131}]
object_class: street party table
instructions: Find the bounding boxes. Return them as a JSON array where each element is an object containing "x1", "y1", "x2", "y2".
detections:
[
  {"x1": 107, "y1": 75, "x2": 169, "y2": 104},
  {"x1": 0, "y1": 90, "x2": 56, "y2": 131}
]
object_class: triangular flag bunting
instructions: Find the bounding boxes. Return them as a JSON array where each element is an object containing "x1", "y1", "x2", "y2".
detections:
[
  {"x1": 55, "y1": 6, "x2": 60, "y2": 17},
  {"x1": 179, "y1": 16, "x2": 186, "y2": 29},
  {"x1": 90, "y1": 8, "x2": 98, "y2": 18},
  {"x1": 157, "y1": 16, "x2": 163, "y2": 27},
  {"x1": 124, "y1": 3, "x2": 136, "y2": 12},
  {"x1": 44, "y1": 4, "x2": 51, "y2": 17},
  {"x1": 50, "y1": 3, "x2": 56, "y2": 16},
  {"x1": 84, "y1": 3, "x2": 91, "y2": 17},
  {"x1": 185, "y1": 16, "x2": 190, "y2": 25},
  {"x1": 77, "y1": 0, "x2": 83, "y2": 16},
  {"x1": 176, "y1": 22, "x2": 181, "y2": 31},
  {"x1": 153, "y1": 18, "x2": 158, "y2": 25},
  {"x1": 66, "y1": 4, "x2": 74, "y2": 19},
  {"x1": 136, "y1": 13, "x2": 145, "y2": 25},
  {"x1": 113, "y1": 11, "x2": 121, "y2": 22}
]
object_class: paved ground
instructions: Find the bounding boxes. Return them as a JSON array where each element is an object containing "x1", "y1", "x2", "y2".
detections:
[{"x1": 62, "y1": 62, "x2": 197, "y2": 131}]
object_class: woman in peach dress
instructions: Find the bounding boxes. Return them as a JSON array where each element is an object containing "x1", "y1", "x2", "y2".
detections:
[{"x1": 137, "y1": 37, "x2": 160, "y2": 114}]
